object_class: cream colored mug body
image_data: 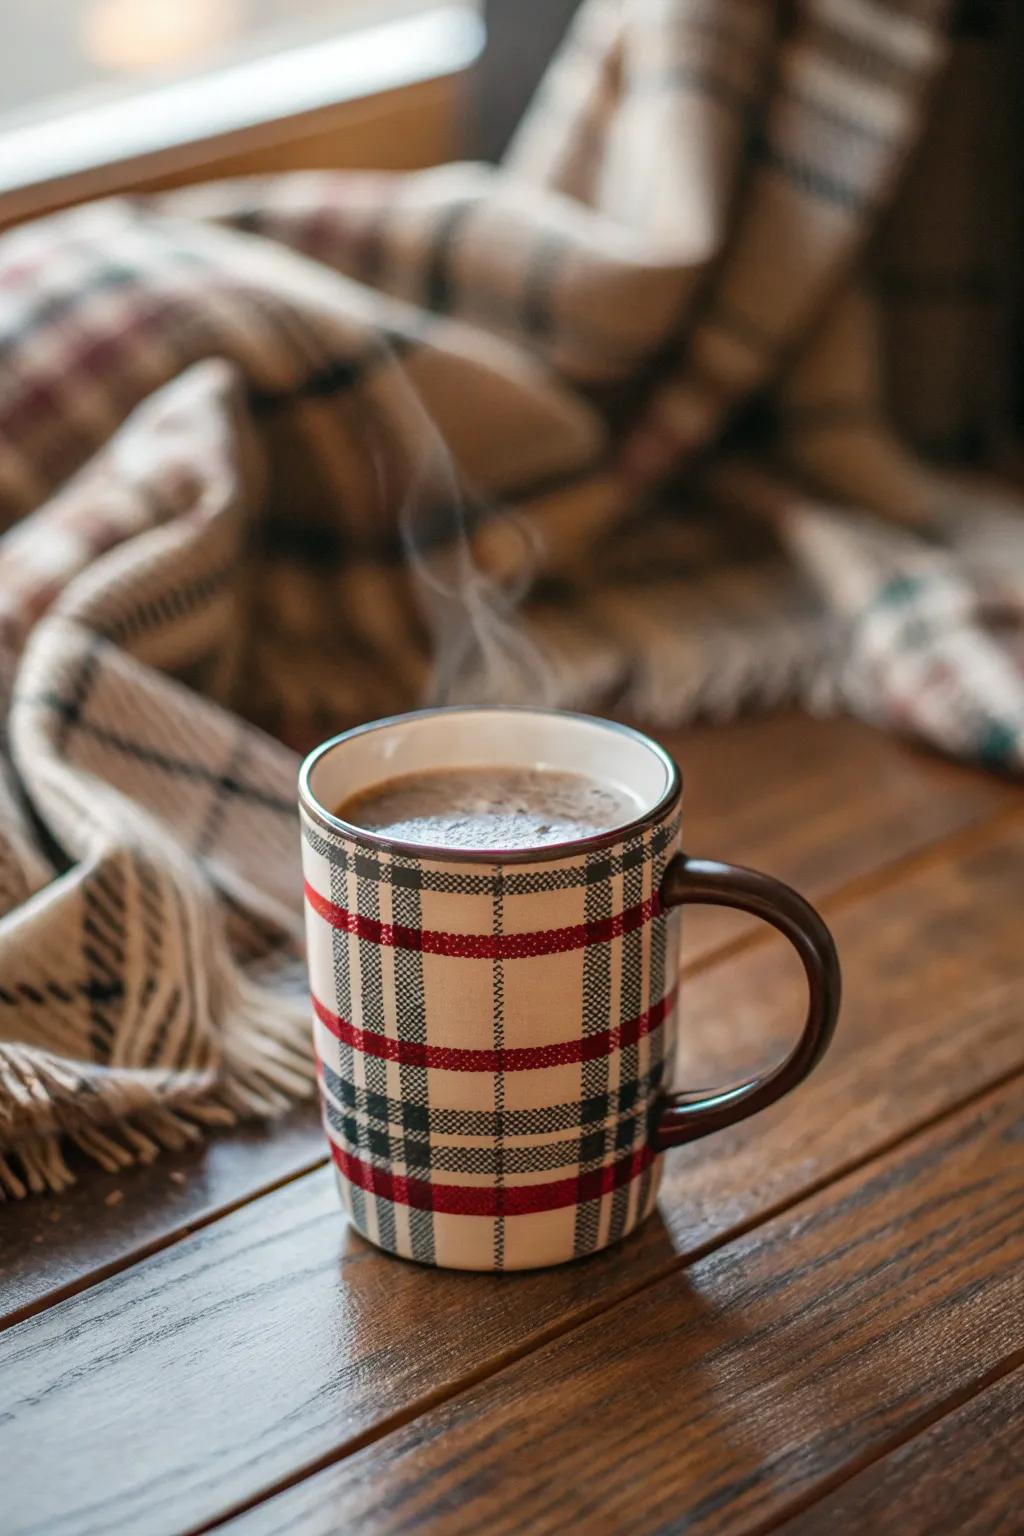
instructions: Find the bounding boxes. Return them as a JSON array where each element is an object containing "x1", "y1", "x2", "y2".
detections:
[{"x1": 299, "y1": 708, "x2": 839, "y2": 1271}]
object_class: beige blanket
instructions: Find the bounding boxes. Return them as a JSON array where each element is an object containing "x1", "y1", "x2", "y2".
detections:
[{"x1": 1, "y1": 0, "x2": 1021, "y2": 1194}]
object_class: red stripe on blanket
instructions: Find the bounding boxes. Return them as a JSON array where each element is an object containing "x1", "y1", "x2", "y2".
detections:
[
  {"x1": 327, "y1": 1138, "x2": 656, "y2": 1216},
  {"x1": 312, "y1": 986, "x2": 677, "y2": 1072},
  {"x1": 304, "y1": 881, "x2": 662, "y2": 958}
]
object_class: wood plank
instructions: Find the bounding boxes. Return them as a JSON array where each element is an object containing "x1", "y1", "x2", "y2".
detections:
[
  {"x1": 224, "y1": 1081, "x2": 1024, "y2": 1536},
  {"x1": 3, "y1": 814, "x2": 1023, "y2": 1536},
  {"x1": 0, "y1": 1105, "x2": 322, "y2": 1331},
  {"x1": 0, "y1": 714, "x2": 1007, "y2": 1328},
  {"x1": 663, "y1": 710, "x2": 1013, "y2": 963},
  {"x1": 772, "y1": 1367, "x2": 1024, "y2": 1536}
]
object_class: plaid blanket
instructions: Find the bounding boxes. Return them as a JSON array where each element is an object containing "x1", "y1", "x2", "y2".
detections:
[{"x1": 1, "y1": 0, "x2": 1021, "y2": 1195}]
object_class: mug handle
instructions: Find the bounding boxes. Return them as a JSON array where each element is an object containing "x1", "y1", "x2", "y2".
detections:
[{"x1": 651, "y1": 854, "x2": 841, "y2": 1149}]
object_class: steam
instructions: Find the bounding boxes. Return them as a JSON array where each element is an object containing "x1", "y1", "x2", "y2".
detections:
[{"x1": 367, "y1": 348, "x2": 560, "y2": 708}]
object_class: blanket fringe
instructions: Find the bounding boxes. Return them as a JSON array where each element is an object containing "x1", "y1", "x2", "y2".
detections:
[
  {"x1": 0, "y1": 1135, "x2": 75, "y2": 1198},
  {"x1": 0, "y1": 1052, "x2": 314, "y2": 1199},
  {"x1": 0, "y1": 1151, "x2": 28, "y2": 1199}
]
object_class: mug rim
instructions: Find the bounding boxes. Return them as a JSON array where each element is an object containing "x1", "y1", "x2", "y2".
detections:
[{"x1": 298, "y1": 705, "x2": 682, "y2": 865}]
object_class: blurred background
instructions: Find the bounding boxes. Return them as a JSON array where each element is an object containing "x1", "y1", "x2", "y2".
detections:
[
  {"x1": 0, "y1": 1, "x2": 455, "y2": 124},
  {"x1": 0, "y1": 0, "x2": 1020, "y2": 460}
]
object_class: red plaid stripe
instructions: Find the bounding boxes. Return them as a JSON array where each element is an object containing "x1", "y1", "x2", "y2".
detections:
[
  {"x1": 305, "y1": 881, "x2": 663, "y2": 958},
  {"x1": 328, "y1": 1138, "x2": 656, "y2": 1216},
  {"x1": 312, "y1": 986, "x2": 678, "y2": 1071}
]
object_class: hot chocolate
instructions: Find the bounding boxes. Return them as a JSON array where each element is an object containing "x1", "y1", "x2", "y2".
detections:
[{"x1": 336, "y1": 766, "x2": 637, "y2": 851}]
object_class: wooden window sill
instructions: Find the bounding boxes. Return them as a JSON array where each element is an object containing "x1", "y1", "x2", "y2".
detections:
[{"x1": 0, "y1": 4, "x2": 484, "y2": 230}]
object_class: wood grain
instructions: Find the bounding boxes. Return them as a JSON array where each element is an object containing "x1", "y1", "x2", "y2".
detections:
[
  {"x1": 656, "y1": 813, "x2": 1024, "y2": 1232},
  {"x1": 772, "y1": 1367, "x2": 1024, "y2": 1536},
  {"x1": 0, "y1": 73, "x2": 469, "y2": 231},
  {"x1": 0, "y1": 715, "x2": 1007, "y2": 1332},
  {"x1": 225, "y1": 1082, "x2": 1024, "y2": 1536},
  {"x1": 0, "y1": 1106, "x2": 322, "y2": 1331},
  {"x1": 658, "y1": 710, "x2": 1011, "y2": 963},
  {"x1": 3, "y1": 813, "x2": 1023, "y2": 1536}
]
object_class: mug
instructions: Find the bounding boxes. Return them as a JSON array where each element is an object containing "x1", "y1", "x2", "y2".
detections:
[{"x1": 298, "y1": 708, "x2": 840, "y2": 1271}]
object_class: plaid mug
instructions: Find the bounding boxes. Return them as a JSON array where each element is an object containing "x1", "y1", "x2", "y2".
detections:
[{"x1": 299, "y1": 708, "x2": 840, "y2": 1271}]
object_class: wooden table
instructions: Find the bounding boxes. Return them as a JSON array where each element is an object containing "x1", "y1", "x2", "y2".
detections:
[{"x1": 2, "y1": 711, "x2": 1022, "y2": 1536}]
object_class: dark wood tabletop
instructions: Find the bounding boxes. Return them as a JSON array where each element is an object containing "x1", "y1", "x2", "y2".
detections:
[{"x1": 2, "y1": 710, "x2": 1022, "y2": 1536}]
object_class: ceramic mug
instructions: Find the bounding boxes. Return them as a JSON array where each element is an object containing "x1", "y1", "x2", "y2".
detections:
[{"x1": 298, "y1": 708, "x2": 840, "y2": 1271}]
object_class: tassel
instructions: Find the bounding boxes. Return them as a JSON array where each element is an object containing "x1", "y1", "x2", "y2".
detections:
[
  {"x1": 120, "y1": 1122, "x2": 161, "y2": 1163},
  {"x1": 70, "y1": 1123, "x2": 137, "y2": 1172},
  {"x1": 0, "y1": 1152, "x2": 27, "y2": 1200},
  {"x1": 136, "y1": 1105, "x2": 205, "y2": 1151},
  {"x1": 39, "y1": 1135, "x2": 76, "y2": 1192}
]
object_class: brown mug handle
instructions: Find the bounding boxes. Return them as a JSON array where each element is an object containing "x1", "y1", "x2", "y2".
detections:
[{"x1": 652, "y1": 854, "x2": 841, "y2": 1148}]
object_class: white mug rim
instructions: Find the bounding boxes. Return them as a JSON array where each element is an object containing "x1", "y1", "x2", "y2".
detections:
[{"x1": 298, "y1": 705, "x2": 682, "y2": 865}]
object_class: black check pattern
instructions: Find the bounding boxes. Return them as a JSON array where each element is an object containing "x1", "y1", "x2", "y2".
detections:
[
  {"x1": 354, "y1": 845, "x2": 395, "y2": 1254},
  {"x1": 301, "y1": 816, "x2": 681, "y2": 896},
  {"x1": 305, "y1": 796, "x2": 683, "y2": 1268},
  {"x1": 329, "y1": 853, "x2": 367, "y2": 1238},
  {"x1": 320, "y1": 1056, "x2": 666, "y2": 1141},
  {"x1": 390, "y1": 845, "x2": 435, "y2": 1263},
  {"x1": 323, "y1": 1095, "x2": 650, "y2": 1178}
]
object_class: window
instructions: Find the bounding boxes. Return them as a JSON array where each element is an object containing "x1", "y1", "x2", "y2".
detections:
[
  {"x1": 0, "y1": 2, "x2": 482, "y2": 222},
  {"x1": 0, "y1": 1, "x2": 477, "y2": 131}
]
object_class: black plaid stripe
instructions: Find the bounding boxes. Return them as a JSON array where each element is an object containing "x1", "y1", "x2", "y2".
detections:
[
  {"x1": 423, "y1": 198, "x2": 481, "y2": 313},
  {"x1": 195, "y1": 726, "x2": 250, "y2": 856},
  {"x1": 195, "y1": 202, "x2": 617, "y2": 467},
  {"x1": 754, "y1": 134, "x2": 874, "y2": 214},
  {"x1": 32, "y1": 691, "x2": 296, "y2": 816},
  {"x1": 638, "y1": 837, "x2": 672, "y2": 1218},
  {"x1": 389, "y1": 848, "x2": 435, "y2": 1264},
  {"x1": 804, "y1": 16, "x2": 932, "y2": 95},
  {"x1": 664, "y1": 0, "x2": 767, "y2": 62},
  {"x1": 302, "y1": 815, "x2": 681, "y2": 895},
  {"x1": 492, "y1": 862, "x2": 506, "y2": 1271},
  {"x1": 322, "y1": 1098, "x2": 649, "y2": 1178},
  {"x1": 310, "y1": 808, "x2": 680, "y2": 1262},
  {"x1": 80, "y1": 861, "x2": 126, "y2": 1061},
  {"x1": 573, "y1": 841, "x2": 615, "y2": 1257},
  {"x1": 778, "y1": 399, "x2": 877, "y2": 432},
  {"x1": 0, "y1": 0, "x2": 995, "y2": 1219},
  {"x1": 103, "y1": 559, "x2": 236, "y2": 647},
  {"x1": 519, "y1": 231, "x2": 567, "y2": 338},
  {"x1": 319, "y1": 1056, "x2": 666, "y2": 1140},
  {"x1": 238, "y1": 287, "x2": 461, "y2": 705},
  {"x1": 608, "y1": 823, "x2": 645, "y2": 1243},
  {"x1": 355, "y1": 849, "x2": 395, "y2": 1253},
  {"x1": 216, "y1": 884, "x2": 303, "y2": 965},
  {"x1": 329, "y1": 856, "x2": 366, "y2": 1236}
]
